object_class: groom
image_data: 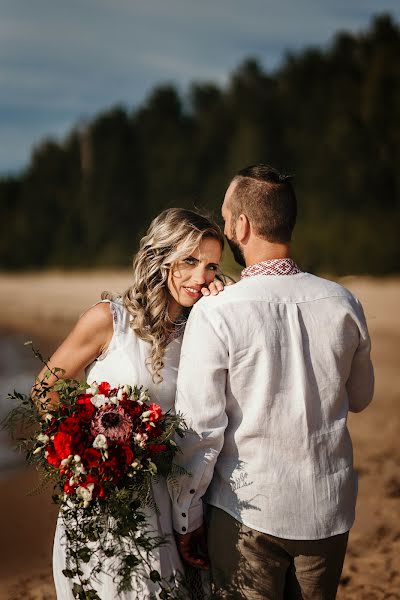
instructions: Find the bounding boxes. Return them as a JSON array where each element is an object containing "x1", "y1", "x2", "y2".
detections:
[{"x1": 171, "y1": 165, "x2": 374, "y2": 599}]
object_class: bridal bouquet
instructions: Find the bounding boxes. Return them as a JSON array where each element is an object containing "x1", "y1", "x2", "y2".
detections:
[{"x1": 3, "y1": 349, "x2": 186, "y2": 600}]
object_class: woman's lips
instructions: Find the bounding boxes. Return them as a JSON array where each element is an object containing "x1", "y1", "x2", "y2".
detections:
[{"x1": 183, "y1": 286, "x2": 202, "y2": 299}]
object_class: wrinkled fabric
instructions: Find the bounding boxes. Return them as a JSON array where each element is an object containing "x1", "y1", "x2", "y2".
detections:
[
  {"x1": 171, "y1": 273, "x2": 374, "y2": 540},
  {"x1": 53, "y1": 300, "x2": 189, "y2": 599}
]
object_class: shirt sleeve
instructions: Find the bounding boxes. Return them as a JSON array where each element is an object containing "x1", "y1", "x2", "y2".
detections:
[
  {"x1": 169, "y1": 301, "x2": 229, "y2": 534},
  {"x1": 346, "y1": 298, "x2": 374, "y2": 413}
]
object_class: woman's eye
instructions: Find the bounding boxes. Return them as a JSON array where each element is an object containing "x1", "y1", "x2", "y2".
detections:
[
  {"x1": 208, "y1": 265, "x2": 218, "y2": 271},
  {"x1": 183, "y1": 257, "x2": 196, "y2": 265}
]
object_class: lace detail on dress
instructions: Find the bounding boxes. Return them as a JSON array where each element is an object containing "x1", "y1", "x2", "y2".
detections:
[
  {"x1": 166, "y1": 311, "x2": 188, "y2": 345},
  {"x1": 96, "y1": 300, "x2": 124, "y2": 361},
  {"x1": 109, "y1": 301, "x2": 119, "y2": 326},
  {"x1": 167, "y1": 321, "x2": 186, "y2": 344}
]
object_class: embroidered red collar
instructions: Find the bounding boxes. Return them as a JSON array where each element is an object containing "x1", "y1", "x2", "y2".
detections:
[{"x1": 241, "y1": 258, "x2": 302, "y2": 278}]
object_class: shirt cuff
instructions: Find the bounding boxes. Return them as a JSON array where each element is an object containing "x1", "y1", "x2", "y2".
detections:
[{"x1": 173, "y1": 498, "x2": 204, "y2": 534}]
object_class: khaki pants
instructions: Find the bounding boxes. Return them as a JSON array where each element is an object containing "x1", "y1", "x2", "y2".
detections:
[{"x1": 207, "y1": 506, "x2": 348, "y2": 600}]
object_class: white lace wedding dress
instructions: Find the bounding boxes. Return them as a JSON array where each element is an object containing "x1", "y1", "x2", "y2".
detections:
[{"x1": 53, "y1": 300, "x2": 189, "y2": 599}]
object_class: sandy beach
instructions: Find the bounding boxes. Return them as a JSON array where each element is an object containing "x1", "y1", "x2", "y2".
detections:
[{"x1": 0, "y1": 271, "x2": 399, "y2": 599}]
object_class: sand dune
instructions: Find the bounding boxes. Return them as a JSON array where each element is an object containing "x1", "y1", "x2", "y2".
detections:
[{"x1": 0, "y1": 271, "x2": 399, "y2": 599}]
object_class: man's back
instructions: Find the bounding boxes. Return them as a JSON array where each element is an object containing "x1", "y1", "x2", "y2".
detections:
[{"x1": 175, "y1": 272, "x2": 374, "y2": 539}]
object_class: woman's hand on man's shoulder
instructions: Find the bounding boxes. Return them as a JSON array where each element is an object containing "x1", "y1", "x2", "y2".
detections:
[{"x1": 200, "y1": 277, "x2": 235, "y2": 297}]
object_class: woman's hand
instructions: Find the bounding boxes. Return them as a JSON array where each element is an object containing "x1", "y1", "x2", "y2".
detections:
[
  {"x1": 200, "y1": 276, "x2": 235, "y2": 297},
  {"x1": 175, "y1": 524, "x2": 209, "y2": 570}
]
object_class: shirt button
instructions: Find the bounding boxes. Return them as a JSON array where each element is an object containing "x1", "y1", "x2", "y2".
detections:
[
  {"x1": 182, "y1": 526, "x2": 187, "y2": 532},
  {"x1": 190, "y1": 489, "x2": 195, "y2": 494},
  {"x1": 182, "y1": 512, "x2": 186, "y2": 517}
]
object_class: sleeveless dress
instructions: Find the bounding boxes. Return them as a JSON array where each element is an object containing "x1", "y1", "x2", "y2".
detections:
[{"x1": 52, "y1": 300, "x2": 189, "y2": 599}]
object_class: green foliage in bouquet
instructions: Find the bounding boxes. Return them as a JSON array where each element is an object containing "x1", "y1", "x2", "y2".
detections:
[{"x1": 2, "y1": 345, "x2": 189, "y2": 600}]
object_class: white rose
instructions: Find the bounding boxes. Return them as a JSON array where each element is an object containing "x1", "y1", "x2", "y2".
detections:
[
  {"x1": 139, "y1": 390, "x2": 150, "y2": 403},
  {"x1": 140, "y1": 410, "x2": 151, "y2": 422},
  {"x1": 91, "y1": 394, "x2": 107, "y2": 408},
  {"x1": 37, "y1": 433, "x2": 49, "y2": 444},
  {"x1": 93, "y1": 434, "x2": 108, "y2": 450},
  {"x1": 86, "y1": 382, "x2": 98, "y2": 395},
  {"x1": 76, "y1": 483, "x2": 94, "y2": 508},
  {"x1": 117, "y1": 388, "x2": 124, "y2": 401},
  {"x1": 75, "y1": 463, "x2": 87, "y2": 476},
  {"x1": 108, "y1": 395, "x2": 118, "y2": 405}
]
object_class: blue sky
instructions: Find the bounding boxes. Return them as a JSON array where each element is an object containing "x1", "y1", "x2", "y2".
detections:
[{"x1": 0, "y1": 0, "x2": 399, "y2": 174}]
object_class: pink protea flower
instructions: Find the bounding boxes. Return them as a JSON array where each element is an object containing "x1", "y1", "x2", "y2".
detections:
[{"x1": 91, "y1": 405, "x2": 133, "y2": 443}]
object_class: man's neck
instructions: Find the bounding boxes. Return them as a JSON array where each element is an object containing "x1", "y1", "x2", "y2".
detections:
[{"x1": 244, "y1": 241, "x2": 291, "y2": 267}]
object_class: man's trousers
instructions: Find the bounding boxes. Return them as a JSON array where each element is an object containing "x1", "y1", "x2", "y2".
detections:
[{"x1": 207, "y1": 505, "x2": 348, "y2": 600}]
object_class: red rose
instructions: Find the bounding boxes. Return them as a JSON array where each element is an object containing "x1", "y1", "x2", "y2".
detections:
[
  {"x1": 97, "y1": 485, "x2": 106, "y2": 499},
  {"x1": 83, "y1": 448, "x2": 102, "y2": 468},
  {"x1": 84, "y1": 473, "x2": 98, "y2": 485},
  {"x1": 148, "y1": 444, "x2": 167, "y2": 453},
  {"x1": 59, "y1": 416, "x2": 81, "y2": 437},
  {"x1": 98, "y1": 382, "x2": 111, "y2": 396},
  {"x1": 121, "y1": 401, "x2": 142, "y2": 417},
  {"x1": 75, "y1": 396, "x2": 96, "y2": 421},
  {"x1": 46, "y1": 445, "x2": 61, "y2": 468},
  {"x1": 78, "y1": 405, "x2": 95, "y2": 422},
  {"x1": 63, "y1": 482, "x2": 76, "y2": 495},
  {"x1": 149, "y1": 403, "x2": 163, "y2": 422},
  {"x1": 120, "y1": 444, "x2": 134, "y2": 465},
  {"x1": 101, "y1": 455, "x2": 121, "y2": 480},
  {"x1": 53, "y1": 431, "x2": 75, "y2": 459}
]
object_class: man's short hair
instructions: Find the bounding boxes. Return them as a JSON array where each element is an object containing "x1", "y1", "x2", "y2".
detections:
[{"x1": 230, "y1": 164, "x2": 297, "y2": 243}]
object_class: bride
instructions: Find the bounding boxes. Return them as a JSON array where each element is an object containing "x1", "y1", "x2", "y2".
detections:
[{"x1": 36, "y1": 208, "x2": 224, "y2": 599}]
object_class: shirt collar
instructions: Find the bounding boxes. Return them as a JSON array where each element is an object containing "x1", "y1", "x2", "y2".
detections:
[{"x1": 241, "y1": 258, "x2": 302, "y2": 279}]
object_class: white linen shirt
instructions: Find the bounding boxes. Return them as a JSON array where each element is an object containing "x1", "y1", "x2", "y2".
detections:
[{"x1": 171, "y1": 271, "x2": 374, "y2": 540}]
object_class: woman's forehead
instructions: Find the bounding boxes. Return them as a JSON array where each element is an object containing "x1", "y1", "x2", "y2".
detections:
[{"x1": 191, "y1": 237, "x2": 222, "y2": 261}]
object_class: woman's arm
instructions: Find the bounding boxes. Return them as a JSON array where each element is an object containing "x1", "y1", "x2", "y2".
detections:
[{"x1": 34, "y1": 302, "x2": 114, "y2": 407}]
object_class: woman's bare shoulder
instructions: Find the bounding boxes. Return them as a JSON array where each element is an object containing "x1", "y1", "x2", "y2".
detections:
[{"x1": 73, "y1": 301, "x2": 114, "y2": 338}]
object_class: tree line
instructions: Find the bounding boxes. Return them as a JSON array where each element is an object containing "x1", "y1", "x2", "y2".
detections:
[{"x1": 1, "y1": 13, "x2": 399, "y2": 275}]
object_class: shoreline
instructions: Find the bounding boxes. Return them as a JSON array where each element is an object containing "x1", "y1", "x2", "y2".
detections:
[
  {"x1": 0, "y1": 271, "x2": 399, "y2": 599},
  {"x1": 1, "y1": 269, "x2": 134, "y2": 343},
  {"x1": 1, "y1": 270, "x2": 399, "y2": 335}
]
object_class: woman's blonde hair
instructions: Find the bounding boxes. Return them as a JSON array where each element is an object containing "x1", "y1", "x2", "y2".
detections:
[{"x1": 103, "y1": 208, "x2": 224, "y2": 382}]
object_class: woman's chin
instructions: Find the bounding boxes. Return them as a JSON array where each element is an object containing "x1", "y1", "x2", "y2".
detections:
[{"x1": 179, "y1": 298, "x2": 198, "y2": 308}]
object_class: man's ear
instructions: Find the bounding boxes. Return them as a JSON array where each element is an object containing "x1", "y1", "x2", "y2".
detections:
[{"x1": 236, "y1": 214, "x2": 250, "y2": 243}]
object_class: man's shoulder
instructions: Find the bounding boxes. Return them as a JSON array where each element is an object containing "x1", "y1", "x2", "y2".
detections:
[
  {"x1": 194, "y1": 273, "x2": 359, "y2": 312},
  {"x1": 302, "y1": 273, "x2": 355, "y2": 298},
  {"x1": 195, "y1": 282, "x2": 242, "y2": 310},
  {"x1": 303, "y1": 274, "x2": 365, "y2": 312}
]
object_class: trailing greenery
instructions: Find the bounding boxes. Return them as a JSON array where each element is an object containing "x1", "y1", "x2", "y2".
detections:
[
  {"x1": 2, "y1": 346, "x2": 190, "y2": 600},
  {"x1": 1, "y1": 14, "x2": 399, "y2": 275}
]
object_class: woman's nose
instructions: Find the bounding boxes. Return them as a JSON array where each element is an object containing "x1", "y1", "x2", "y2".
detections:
[{"x1": 192, "y1": 264, "x2": 207, "y2": 284}]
